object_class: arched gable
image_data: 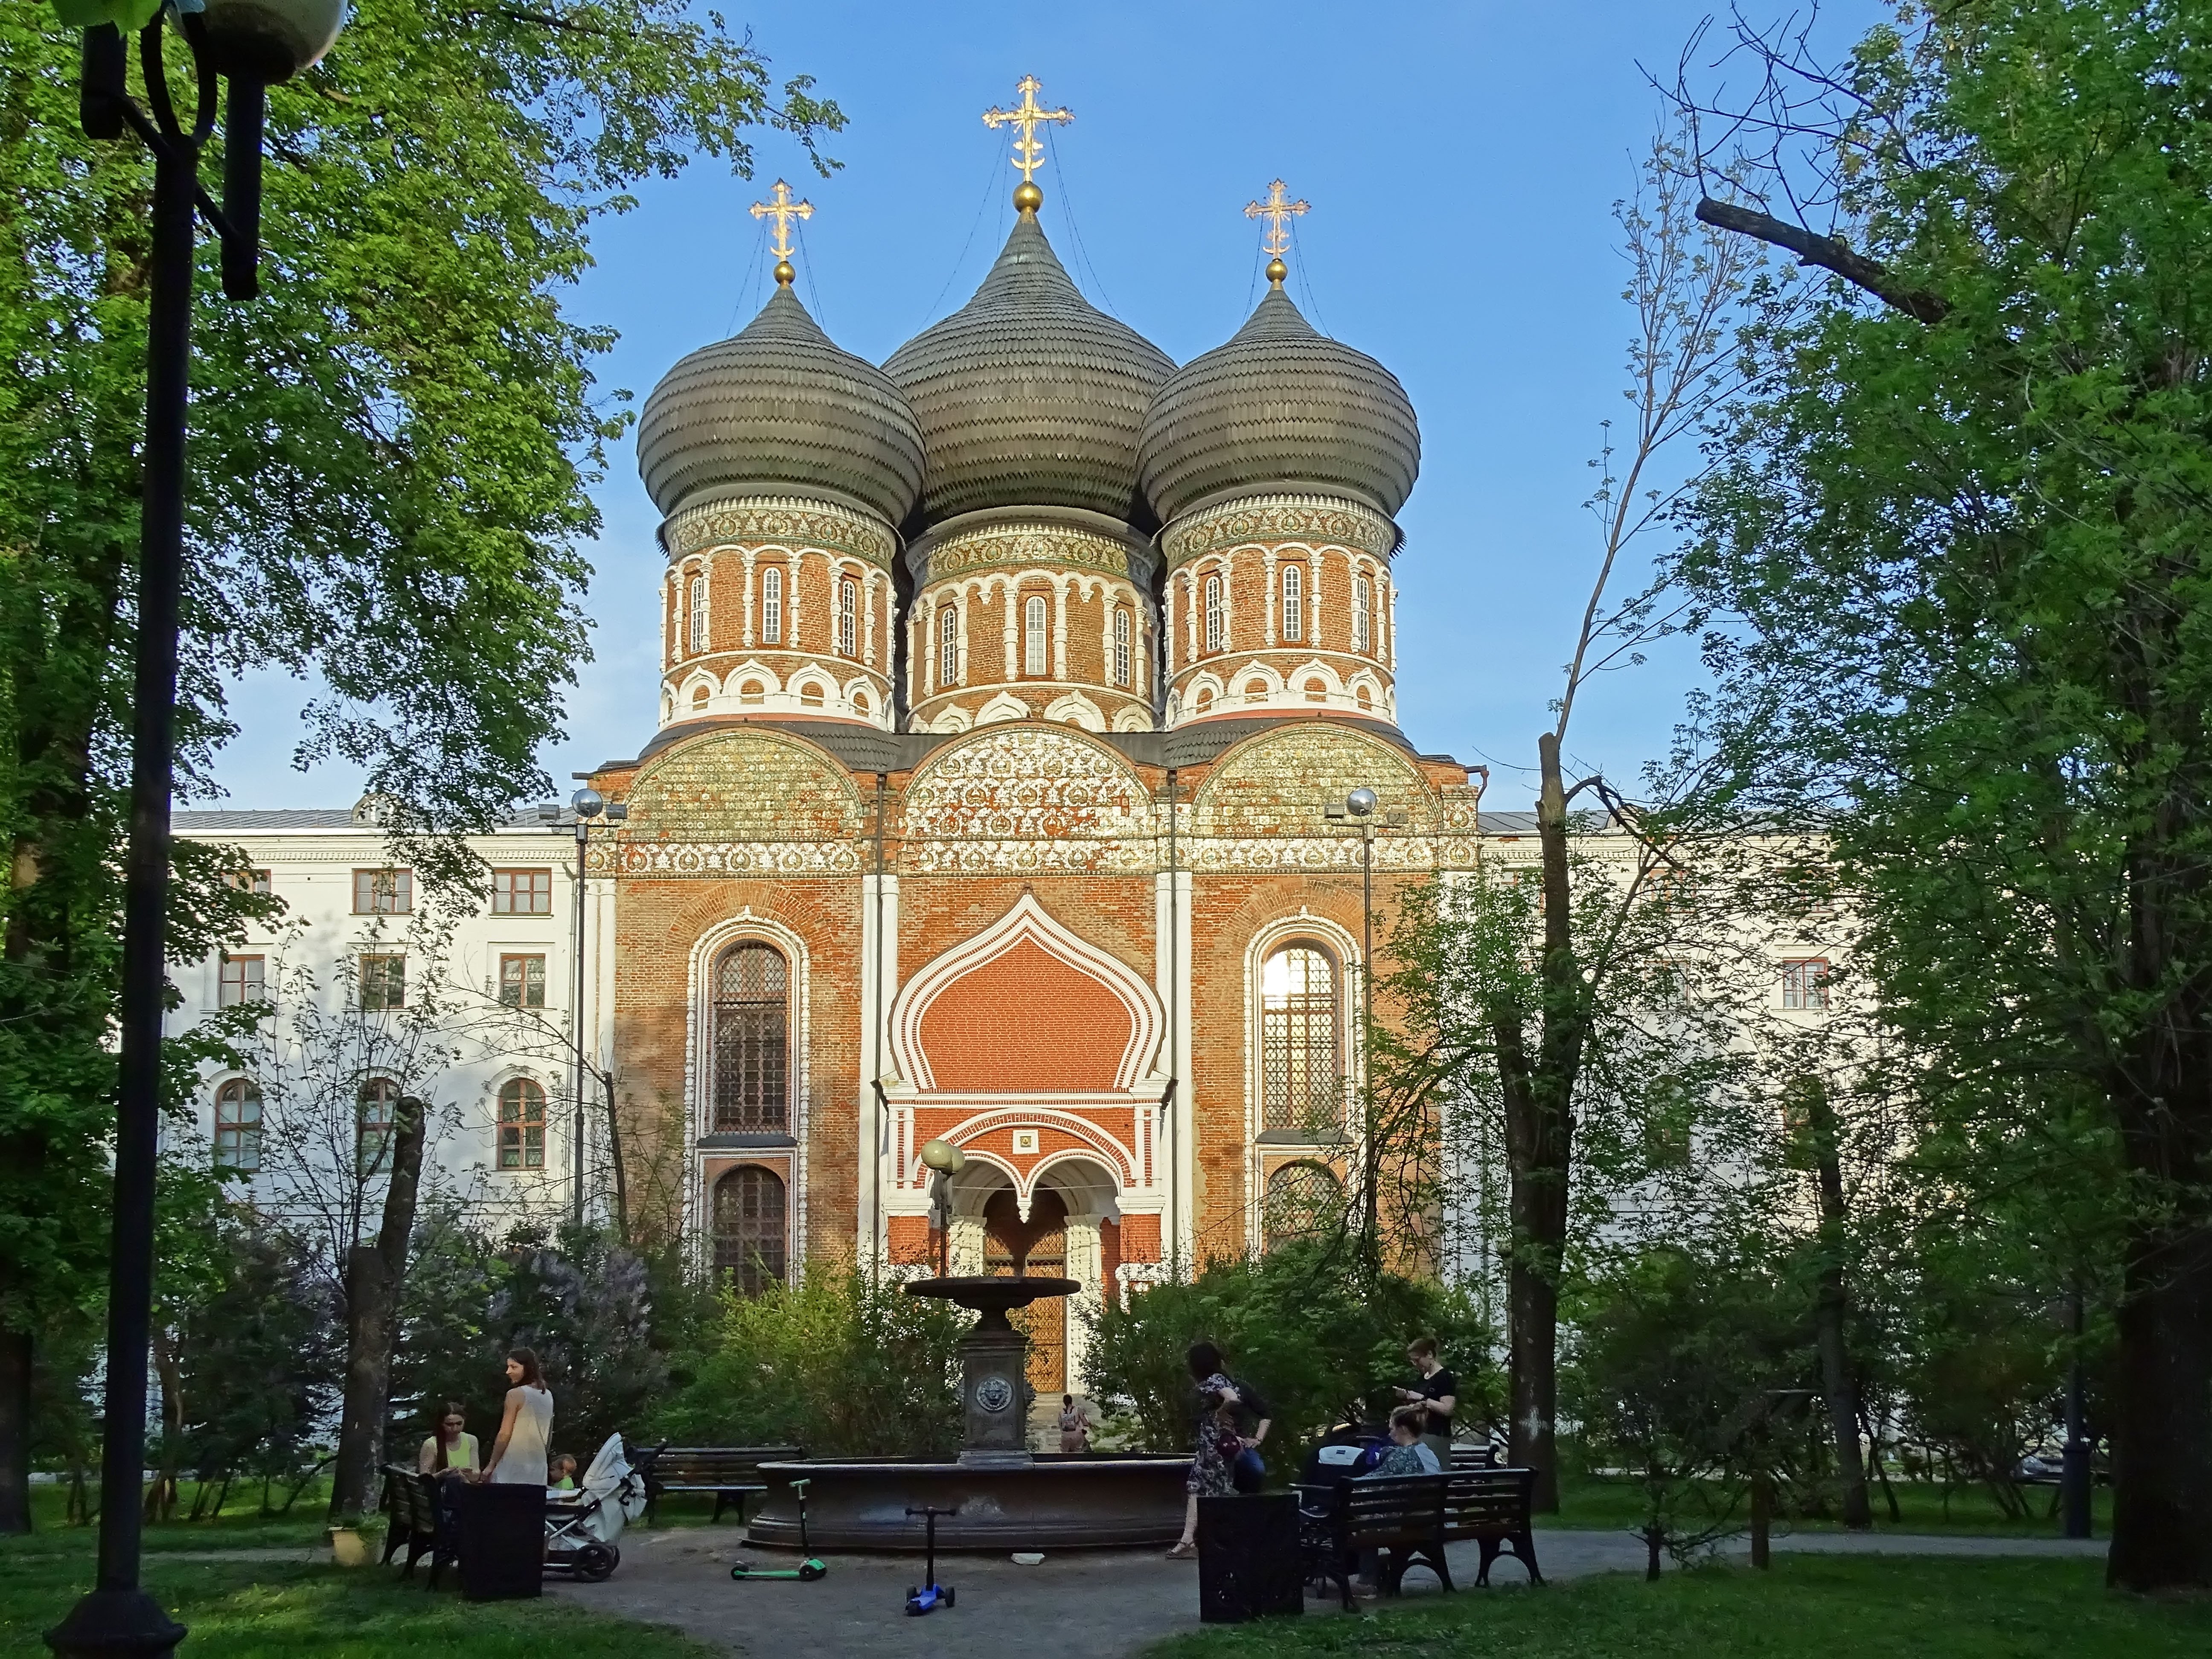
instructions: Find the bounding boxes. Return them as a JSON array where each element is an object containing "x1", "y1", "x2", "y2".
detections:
[
  {"x1": 625, "y1": 726, "x2": 862, "y2": 843},
  {"x1": 1189, "y1": 723, "x2": 1432, "y2": 841},
  {"x1": 891, "y1": 892, "x2": 1162, "y2": 1092}
]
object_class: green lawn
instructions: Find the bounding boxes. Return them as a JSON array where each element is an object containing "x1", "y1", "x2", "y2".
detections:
[
  {"x1": 1549, "y1": 1471, "x2": 2115, "y2": 1536},
  {"x1": 1144, "y1": 1556, "x2": 2210, "y2": 1659}
]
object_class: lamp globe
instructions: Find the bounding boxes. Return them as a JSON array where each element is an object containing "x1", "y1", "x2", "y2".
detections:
[{"x1": 198, "y1": 0, "x2": 349, "y2": 82}]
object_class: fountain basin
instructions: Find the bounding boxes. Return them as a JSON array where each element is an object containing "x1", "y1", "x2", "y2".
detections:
[{"x1": 743, "y1": 1454, "x2": 1190, "y2": 1552}]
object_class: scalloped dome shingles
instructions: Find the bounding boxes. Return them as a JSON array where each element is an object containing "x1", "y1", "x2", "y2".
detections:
[
  {"x1": 637, "y1": 284, "x2": 925, "y2": 527},
  {"x1": 1138, "y1": 286, "x2": 1420, "y2": 524},
  {"x1": 885, "y1": 213, "x2": 1175, "y2": 528}
]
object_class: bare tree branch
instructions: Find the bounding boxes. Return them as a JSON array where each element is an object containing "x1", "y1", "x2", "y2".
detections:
[{"x1": 1695, "y1": 198, "x2": 1949, "y2": 324}]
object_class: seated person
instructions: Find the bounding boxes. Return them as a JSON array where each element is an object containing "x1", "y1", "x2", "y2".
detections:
[
  {"x1": 1362, "y1": 1406, "x2": 1443, "y2": 1477},
  {"x1": 418, "y1": 1403, "x2": 478, "y2": 1476},
  {"x1": 548, "y1": 1452, "x2": 578, "y2": 1492}
]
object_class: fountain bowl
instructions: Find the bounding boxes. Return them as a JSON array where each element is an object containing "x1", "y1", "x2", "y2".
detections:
[{"x1": 902, "y1": 1274, "x2": 1080, "y2": 1330}]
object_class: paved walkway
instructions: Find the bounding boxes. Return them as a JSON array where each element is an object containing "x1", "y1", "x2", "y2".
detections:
[{"x1": 548, "y1": 1526, "x2": 2107, "y2": 1659}]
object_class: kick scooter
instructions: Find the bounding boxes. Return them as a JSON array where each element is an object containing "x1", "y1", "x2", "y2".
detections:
[
  {"x1": 902, "y1": 1505, "x2": 958, "y2": 1615},
  {"x1": 729, "y1": 1478, "x2": 828, "y2": 1582}
]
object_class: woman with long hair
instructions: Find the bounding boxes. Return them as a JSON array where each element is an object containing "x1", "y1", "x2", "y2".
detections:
[
  {"x1": 482, "y1": 1348, "x2": 554, "y2": 1486},
  {"x1": 1166, "y1": 1340, "x2": 1269, "y2": 1560},
  {"x1": 417, "y1": 1401, "x2": 478, "y2": 1476}
]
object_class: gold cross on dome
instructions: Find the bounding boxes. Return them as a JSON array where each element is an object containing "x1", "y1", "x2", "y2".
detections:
[
  {"x1": 1246, "y1": 179, "x2": 1310, "y2": 259},
  {"x1": 983, "y1": 74, "x2": 1073, "y2": 186},
  {"x1": 750, "y1": 180, "x2": 813, "y2": 279}
]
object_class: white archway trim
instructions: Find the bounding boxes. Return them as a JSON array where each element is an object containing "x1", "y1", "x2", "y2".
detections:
[
  {"x1": 890, "y1": 891, "x2": 1164, "y2": 1091},
  {"x1": 977, "y1": 690, "x2": 1031, "y2": 725},
  {"x1": 1243, "y1": 909, "x2": 1363, "y2": 1174},
  {"x1": 684, "y1": 910, "x2": 812, "y2": 1271},
  {"x1": 1043, "y1": 690, "x2": 1106, "y2": 731}
]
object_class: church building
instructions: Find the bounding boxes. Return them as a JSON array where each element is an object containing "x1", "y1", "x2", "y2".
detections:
[{"x1": 594, "y1": 81, "x2": 1480, "y2": 1388}]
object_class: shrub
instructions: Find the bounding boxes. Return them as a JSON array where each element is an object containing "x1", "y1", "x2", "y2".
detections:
[
  {"x1": 650, "y1": 1267, "x2": 965, "y2": 1456},
  {"x1": 1083, "y1": 1242, "x2": 1499, "y2": 1483}
]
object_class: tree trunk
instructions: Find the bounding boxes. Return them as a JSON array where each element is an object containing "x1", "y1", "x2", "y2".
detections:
[
  {"x1": 1501, "y1": 732, "x2": 1583, "y2": 1513},
  {"x1": 1803, "y1": 1080, "x2": 1871, "y2": 1529},
  {"x1": 328, "y1": 1095, "x2": 428, "y2": 1522},
  {"x1": 0, "y1": 1328, "x2": 30, "y2": 1534},
  {"x1": 144, "y1": 1326, "x2": 182, "y2": 1524}
]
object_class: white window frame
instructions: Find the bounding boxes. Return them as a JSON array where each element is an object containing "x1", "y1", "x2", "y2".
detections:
[
  {"x1": 837, "y1": 576, "x2": 857, "y2": 658},
  {"x1": 1352, "y1": 574, "x2": 1371, "y2": 653},
  {"x1": 1204, "y1": 574, "x2": 1224, "y2": 654},
  {"x1": 938, "y1": 604, "x2": 959, "y2": 687},
  {"x1": 1281, "y1": 564, "x2": 1304, "y2": 643},
  {"x1": 1112, "y1": 606, "x2": 1131, "y2": 687},
  {"x1": 761, "y1": 565, "x2": 783, "y2": 644},
  {"x1": 1024, "y1": 594, "x2": 1048, "y2": 677},
  {"x1": 687, "y1": 572, "x2": 709, "y2": 654}
]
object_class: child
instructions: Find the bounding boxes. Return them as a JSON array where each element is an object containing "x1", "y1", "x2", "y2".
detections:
[{"x1": 548, "y1": 1452, "x2": 578, "y2": 1492}]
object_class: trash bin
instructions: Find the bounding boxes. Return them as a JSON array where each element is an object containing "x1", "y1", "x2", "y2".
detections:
[
  {"x1": 1196, "y1": 1493, "x2": 1302, "y2": 1623},
  {"x1": 456, "y1": 1481, "x2": 544, "y2": 1601}
]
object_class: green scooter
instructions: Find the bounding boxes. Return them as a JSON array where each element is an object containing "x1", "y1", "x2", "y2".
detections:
[{"x1": 729, "y1": 1478, "x2": 828, "y2": 1582}]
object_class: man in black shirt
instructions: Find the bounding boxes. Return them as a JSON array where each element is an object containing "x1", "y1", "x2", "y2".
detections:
[{"x1": 1394, "y1": 1337, "x2": 1458, "y2": 1468}]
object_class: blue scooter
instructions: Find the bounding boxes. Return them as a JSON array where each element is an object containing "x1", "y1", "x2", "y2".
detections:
[
  {"x1": 902, "y1": 1505, "x2": 958, "y2": 1615},
  {"x1": 730, "y1": 1478, "x2": 828, "y2": 1583}
]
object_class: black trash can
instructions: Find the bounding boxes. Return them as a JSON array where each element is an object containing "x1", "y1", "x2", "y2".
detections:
[
  {"x1": 456, "y1": 1480, "x2": 544, "y2": 1601},
  {"x1": 1196, "y1": 1493, "x2": 1302, "y2": 1624}
]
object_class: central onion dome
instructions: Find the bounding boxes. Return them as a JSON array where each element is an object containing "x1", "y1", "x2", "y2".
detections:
[
  {"x1": 885, "y1": 209, "x2": 1175, "y2": 528},
  {"x1": 638, "y1": 282, "x2": 924, "y2": 528},
  {"x1": 1138, "y1": 282, "x2": 1420, "y2": 524}
]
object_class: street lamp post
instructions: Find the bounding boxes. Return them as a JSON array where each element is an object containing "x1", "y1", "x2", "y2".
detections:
[
  {"x1": 562, "y1": 788, "x2": 625, "y2": 1229},
  {"x1": 49, "y1": 7, "x2": 343, "y2": 1656}
]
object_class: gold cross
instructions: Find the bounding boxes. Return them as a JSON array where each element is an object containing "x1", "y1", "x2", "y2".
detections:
[
  {"x1": 750, "y1": 180, "x2": 813, "y2": 283},
  {"x1": 1246, "y1": 179, "x2": 1310, "y2": 276},
  {"x1": 983, "y1": 74, "x2": 1073, "y2": 189}
]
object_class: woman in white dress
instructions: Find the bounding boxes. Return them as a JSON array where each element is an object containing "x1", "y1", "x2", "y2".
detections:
[{"x1": 482, "y1": 1348, "x2": 553, "y2": 1486}]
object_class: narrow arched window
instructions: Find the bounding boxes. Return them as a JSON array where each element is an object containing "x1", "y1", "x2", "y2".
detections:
[
  {"x1": 1112, "y1": 607, "x2": 1132, "y2": 687},
  {"x1": 1261, "y1": 945, "x2": 1341, "y2": 1134},
  {"x1": 713, "y1": 1165, "x2": 788, "y2": 1294},
  {"x1": 1025, "y1": 594, "x2": 1048, "y2": 676},
  {"x1": 1264, "y1": 1161, "x2": 1343, "y2": 1245},
  {"x1": 498, "y1": 1078, "x2": 547, "y2": 1170},
  {"x1": 938, "y1": 605, "x2": 959, "y2": 687},
  {"x1": 1204, "y1": 575, "x2": 1224, "y2": 654},
  {"x1": 837, "y1": 576, "x2": 857, "y2": 658},
  {"x1": 1352, "y1": 574, "x2": 1372, "y2": 654},
  {"x1": 214, "y1": 1078, "x2": 261, "y2": 1173},
  {"x1": 761, "y1": 566, "x2": 783, "y2": 644},
  {"x1": 687, "y1": 573, "x2": 709, "y2": 654},
  {"x1": 712, "y1": 943, "x2": 789, "y2": 1133},
  {"x1": 1281, "y1": 565, "x2": 1303, "y2": 643}
]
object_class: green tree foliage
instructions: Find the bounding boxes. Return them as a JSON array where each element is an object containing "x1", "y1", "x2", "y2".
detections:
[
  {"x1": 1672, "y1": 0, "x2": 2212, "y2": 1588},
  {"x1": 650, "y1": 1268, "x2": 965, "y2": 1458},
  {"x1": 1083, "y1": 1242, "x2": 1499, "y2": 1484},
  {"x1": 0, "y1": 3, "x2": 835, "y2": 1527}
]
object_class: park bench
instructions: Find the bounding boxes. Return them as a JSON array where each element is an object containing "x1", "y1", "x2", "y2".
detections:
[
  {"x1": 630, "y1": 1444, "x2": 803, "y2": 1525},
  {"x1": 1443, "y1": 1464, "x2": 1545, "y2": 1586},
  {"x1": 1449, "y1": 1441, "x2": 1500, "y2": 1471},
  {"x1": 1295, "y1": 1472, "x2": 1452, "y2": 1611},
  {"x1": 378, "y1": 1464, "x2": 457, "y2": 1587}
]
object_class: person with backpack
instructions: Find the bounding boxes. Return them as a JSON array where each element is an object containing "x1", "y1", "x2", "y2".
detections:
[{"x1": 1165, "y1": 1340, "x2": 1271, "y2": 1560}]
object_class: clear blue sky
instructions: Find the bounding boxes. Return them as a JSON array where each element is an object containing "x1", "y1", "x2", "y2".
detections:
[{"x1": 209, "y1": 1, "x2": 1875, "y2": 812}]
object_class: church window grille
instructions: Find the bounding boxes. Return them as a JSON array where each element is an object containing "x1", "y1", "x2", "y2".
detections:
[
  {"x1": 1261, "y1": 944, "x2": 1342, "y2": 1133},
  {"x1": 1112, "y1": 607, "x2": 1132, "y2": 687},
  {"x1": 1204, "y1": 575, "x2": 1223, "y2": 653},
  {"x1": 1264, "y1": 1161, "x2": 1342, "y2": 1245},
  {"x1": 761, "y1": 567, "x2": 783, "y2": 644},
  {"x1": 837, "y1": 576, "x2": 857, "y2": 657},
  {"x1": 711, "y1": 943, "x2": 789, "y2": 1132},
  {"x1": 497, "y1": 1078, "x2": 546, "y2": 1170},
  {"x1": 1025, "y1": 595, "x2": 1048, "y2": 676},
  {"x1": 687, "y1": 574, "x2": 708, "y2": 654},
  {"x1": 713, "y1": 1165, "x2": 788, "y2": 1294},
  {"x1": 1281, "y1": 565, "x2": 1303, "y2": 642},
  {"x1": 938, "y1": 605, "x2": 959, "y2": 687},
  {"x1": 1353, "y1": 576, "x2": 1372, "y2": 653},
  {"x1": 214, "y1": 1078, "x2": 261, "y2": 1173}
]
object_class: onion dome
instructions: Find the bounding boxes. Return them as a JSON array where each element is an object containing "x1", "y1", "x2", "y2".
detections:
[
  {"x1": 885, "y1": 210, "x2": 1175, "y2": 528},
  {"x1": 1138, "y1": 283, "x2": 1420, "y2": 524},
  {"x1": 638, "y1": 282, "x2": 925, "y2": 528}
]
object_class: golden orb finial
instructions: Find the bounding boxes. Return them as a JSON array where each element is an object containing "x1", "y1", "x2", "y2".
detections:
[
  {"x1": 1266, "y1": 256, "x2": 1288, "y2": 286},
  {"x1": 1013, "y1": 178, "x2": 1043, "y2": 214},
  {"x1": 773, "y1": 258, "x2": 796, "y2": 286}
]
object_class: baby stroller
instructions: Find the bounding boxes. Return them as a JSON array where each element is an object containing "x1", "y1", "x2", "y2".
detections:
[{"x1": 545, "y1": 1432, "x2": 648, "y2": 1582}]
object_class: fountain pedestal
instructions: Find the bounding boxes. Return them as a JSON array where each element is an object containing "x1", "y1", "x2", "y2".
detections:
[{"x1": 740, "y1": 1275, "x2": 1188, "y2": 1552}]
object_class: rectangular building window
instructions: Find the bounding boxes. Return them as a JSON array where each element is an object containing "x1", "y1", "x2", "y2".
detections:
[
  {"x1": 213, "y1": 1080, "x2": 261, "y2": 1173},
  {"x1": 360, "y1": 953, "x2": 407, "y2": 1011},
  {"x1": 352, "y1": 868, "x2": 412, "y2": 914},
  {"x1": 838, "y1": 576, "x2": 858, "y2": 657},
  {"x1": 938, "y1": 605, "x2": 958, "y2": 687},
  {"x1": 761, "y1": 566, "x2": 783, "y2": 644},
  {"x1": 224, "y1": 868, "x2": 272, "y2": 896},
  {"x1": 1281, "y1": 564, "x2": 1304, "y2": 643},
  {"x1": 1112, "y1": 606, "x2": 1132, "y2": 687},
  {"x1": 498, "y1": 1079, "x2": 547, "y2": 1170},
  {"x1": 687, "y1": 572, "x2": 710, "y2": 654},
  {"x1": 218, "y1": 953, "x2": 265, "y2": 1007},
  {"x1": 1024, "y1": 594, "x2": 1048, "y2": 676},
  {"x1": 1204, "y1": 574, "x2": 1224, "y2": 653},
  {"x1": 491, "y1": 867, "x2": 552, "y2": 915},
  {"x1": 499, "y1": 953, "x2": 547, "y2": 1009},
  {"x1": 1780, "y1": 958, "x2": 1830, "y2": 1011},
  {"x1": 1352, "y1": 575, "x2": 1372, "y2": 653}
]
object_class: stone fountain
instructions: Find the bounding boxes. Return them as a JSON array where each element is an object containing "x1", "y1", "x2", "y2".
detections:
[{"x1": 742, "y1": 1145, "x2": 1188, "y2": 1552}]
